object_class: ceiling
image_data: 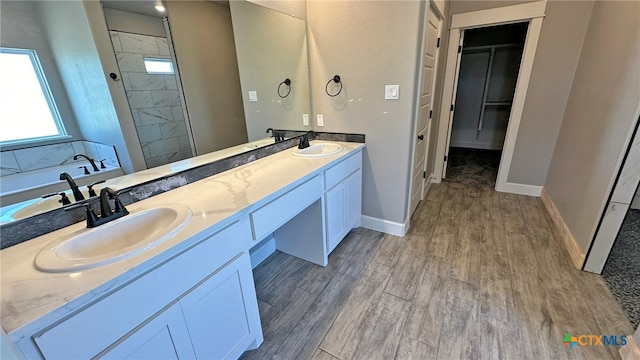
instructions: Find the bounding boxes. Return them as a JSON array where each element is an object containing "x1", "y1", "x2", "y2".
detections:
[{"x1": 101, "y1": 0, "x2": 166, "y2": 18}]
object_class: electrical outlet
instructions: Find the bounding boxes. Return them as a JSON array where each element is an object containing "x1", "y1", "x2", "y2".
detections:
[
  {"x1": 317, "y1": 114, "x2": 324, "y2": 126},
  {"x1": 248, "y1": 91, "x2": 258, "y2": 102},
  {"x1": 303, "y1": 114, "x2": 309, "y2": 126}
]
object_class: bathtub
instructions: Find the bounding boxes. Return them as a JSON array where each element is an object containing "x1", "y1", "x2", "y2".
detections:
[{"x1": 0, "y1": 164, "x2": 123, "y2": 207}]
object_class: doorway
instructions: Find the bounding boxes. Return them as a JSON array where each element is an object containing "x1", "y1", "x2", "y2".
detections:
[
  {"x1": 444, "y1": 23, "x2": 527, "y2": 187},
  {"x1": 433, "y1": 1, "x2": 546, "y2": 195},
  {"x1": 601, "y1": 199, "x2": 640, "y2": 329}
]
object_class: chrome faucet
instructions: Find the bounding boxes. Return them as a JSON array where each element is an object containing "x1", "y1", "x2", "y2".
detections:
[
  {"x1": 59, "y1": 172, "x2": 85, "y2": 202},
  {"x1": 298, "y1": 130, "x2": 317, "y2": 149},
  {"x1": 73, "y1": 154, "x2": 100, "y2": 172}
]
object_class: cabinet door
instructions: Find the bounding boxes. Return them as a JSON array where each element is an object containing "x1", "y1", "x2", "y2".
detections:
[
  {"x1": 344, "y1": 169, "x2": 362, "y2": 230},
  {"x1": 325, "y1": 184, "x2": 346, "y2": 253},
  {"x1": 180, "y1": 253, "x2": 262, "y2": 360},
  {"x1": 100, "y1": 303, "x2": 196, "y2": 360}
]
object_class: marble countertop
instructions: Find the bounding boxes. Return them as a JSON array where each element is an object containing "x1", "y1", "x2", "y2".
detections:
[
  {"x1": 98, "y1": 137, "x2": 277, "y2": 192},
  {"x1": 1, "y1": 141, "x2": 364, "y2": 338}
]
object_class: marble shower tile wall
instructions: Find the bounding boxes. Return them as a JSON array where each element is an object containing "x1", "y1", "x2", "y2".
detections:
[
  {"x1": 0, "y1": 141, "x2": 119, "y2": 176},
  {"x1": 110, "y1": 31, "x2": 193, "y2": 169}
]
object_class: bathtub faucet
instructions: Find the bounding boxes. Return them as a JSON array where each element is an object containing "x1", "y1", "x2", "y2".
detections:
[{"x1": 73, "y1": 154, "x2": 100, "y2": 172}]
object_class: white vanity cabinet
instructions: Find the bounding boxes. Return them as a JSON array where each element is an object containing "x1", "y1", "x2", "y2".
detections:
[
  {"x1": 324, "y1": 151, "x2": 363, "y2": 253},
  {"x1": 101, "y1": 302, "x2": 196, "y2": 359},
  {"x1": 26, "y1": 220, "x2": 262, "y2": 360}
]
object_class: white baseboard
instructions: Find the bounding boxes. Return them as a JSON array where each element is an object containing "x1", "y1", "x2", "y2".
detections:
[
  {"x1": 249, "y1": 236, "x2": 276, "y2": 269},
  {"x1": 361, "y1": 215, "x2": 408, "y2": 237},
  {"x1": 540, "y1": 188, "x2": 585, "y2": 270},
  {"x1": 496, "y1": 181, "x2": 542, "y2": 196}
]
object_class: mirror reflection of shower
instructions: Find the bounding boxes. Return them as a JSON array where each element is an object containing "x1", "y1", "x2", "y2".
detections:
[{"x1": 104, "y1": 5, "x2": 195, "y2": 169}]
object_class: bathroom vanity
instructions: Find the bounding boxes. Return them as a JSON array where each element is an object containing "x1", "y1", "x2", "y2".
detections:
[{"x1": 1, "y1": 141, "x2": 364, "y2": 359}]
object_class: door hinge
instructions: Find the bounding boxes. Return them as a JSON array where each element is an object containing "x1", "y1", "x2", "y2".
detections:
[
  {"x1": 423, "y1": 171, "x2": 426, "y2": 179},
  {"x1": 437, "y1": 38, "x2": 441, "y2": 48},
  {"x1": 429, "y1": 109, "x2": 433, "y2": 118},
  {"x1": 450, "y1": 104, "x2": 454, "y2": 112},
  {"x1": 444, "y1": 155, "x2": 448, "y2": 162},
  {"x1": 458, "y1": 45, "x2": 462, "y2": 53}
]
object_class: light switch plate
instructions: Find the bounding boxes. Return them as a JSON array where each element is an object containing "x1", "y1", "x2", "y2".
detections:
[
  {"x1": 385, "y1": 85, "x2": 399, "y2": 100},
  {"x1": 303, "y1": 114, "x2": 309, "y2": 126},
  {"x1": 248, "y1": 91, "x2": 258, "y2": 102},
  {"x1": 317, "y1": 114, "x2": 324, "y2": 127}
]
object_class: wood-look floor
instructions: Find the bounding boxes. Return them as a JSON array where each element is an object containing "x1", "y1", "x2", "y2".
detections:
[{"x1": 241, "y1": 182, "x2": 633, "y2": 360}]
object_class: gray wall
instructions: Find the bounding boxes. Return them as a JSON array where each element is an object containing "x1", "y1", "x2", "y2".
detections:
[
  {"x1": 508, "y1": 0, "x2": 594, "y2": 185},
  {"x1": 308, "y1": 0, "x2": 423, "y2": 225},
  {"x1": 0, "y1": 1, "x2": 82, "y2": 142},
  {"x1": 544, "y1": 0, "x2": 640, "y2": 252},
  {"x1": 166, "y1": 1, "x2": 248, "y2": 155},
  {"x1": 230, "y1": 0, "x2": 310, "y2": 141}
]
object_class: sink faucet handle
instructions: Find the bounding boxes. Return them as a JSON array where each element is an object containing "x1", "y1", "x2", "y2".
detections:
[
  {"x1": 78, "y1": 166, "x2": 90, "y2": 175},
  {"x1": 42, "y1": 192, "x2": 72, "y2": 206},
  {"x1": 65, "y1": 202, "x2": 99, "y2": 228},
  {"x1": 87, "y1": 180, "x2": 106, "y2": 197},
  {"x1": 99, "y1": 159, "x2": 107, "y2": 169}
]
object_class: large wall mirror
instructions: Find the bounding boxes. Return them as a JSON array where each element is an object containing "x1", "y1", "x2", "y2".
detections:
[{"x1": 0, "y1": 0, "x2": 310, "y2": 224}]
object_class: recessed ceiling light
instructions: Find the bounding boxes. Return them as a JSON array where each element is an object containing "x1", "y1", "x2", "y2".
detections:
[{"x1": 155, "y1": 2, "x2": 165, "y2": 12}]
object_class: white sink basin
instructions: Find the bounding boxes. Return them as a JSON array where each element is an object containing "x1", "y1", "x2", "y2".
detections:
[
  {"x1": 34, "y1": 204, "x2": 192, "y2": 273},
  {"x1": 291, "y1": 143, "x2": 343, "y2": 158}
]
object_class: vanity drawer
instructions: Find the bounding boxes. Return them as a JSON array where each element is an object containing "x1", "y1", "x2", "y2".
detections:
[
  {"x1": 33, "y1": 220, "x2": 247, "y2": 360},
  {"x1": 324, "y1": 151, "x2": 362, "y2": 190},
  {"x1": 250, "y1": 175, "x2": 322, "y2": 241}
]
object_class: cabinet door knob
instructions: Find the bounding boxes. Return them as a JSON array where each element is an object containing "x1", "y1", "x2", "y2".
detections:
[{"x1": 417, "y1": 135, "x2": 424, "y2": 141}]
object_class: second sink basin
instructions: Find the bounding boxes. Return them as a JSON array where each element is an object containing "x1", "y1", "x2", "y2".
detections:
[
  {"x1": 34, "y1": 204, "x2": 192, "y2": 273},
  {"x1": 291, "y1": 143, "x2": 343, "y2": 158}
]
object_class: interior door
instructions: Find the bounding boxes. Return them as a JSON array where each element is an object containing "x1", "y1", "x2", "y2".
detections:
[{"x1": 410, "y1": 4, "x2": 442, "y2": 216}]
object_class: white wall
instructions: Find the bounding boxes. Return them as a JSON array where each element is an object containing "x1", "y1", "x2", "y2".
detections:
[
  {"x1": 308, "y1": 0, "x2": 423, "y2": 226},
  {"x1": 544, "y1": 0, "x2": 640, "y2": 253}
]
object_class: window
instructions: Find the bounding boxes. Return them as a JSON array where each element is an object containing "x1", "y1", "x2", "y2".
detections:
[
  {"x1": 0, "y1": 48, "x2": 67, "y2": 145},
  {"x1": 143, "y1": 58, "x2": 174, "y2": 75}
]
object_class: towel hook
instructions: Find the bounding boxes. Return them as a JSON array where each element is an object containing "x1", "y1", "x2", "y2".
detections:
[
  {"x1": 325, "y1": 75, "x2": 342, "y2": 97},
  {"x1": 277, "y1": 78, "x2": 291, "y2": 98}
]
